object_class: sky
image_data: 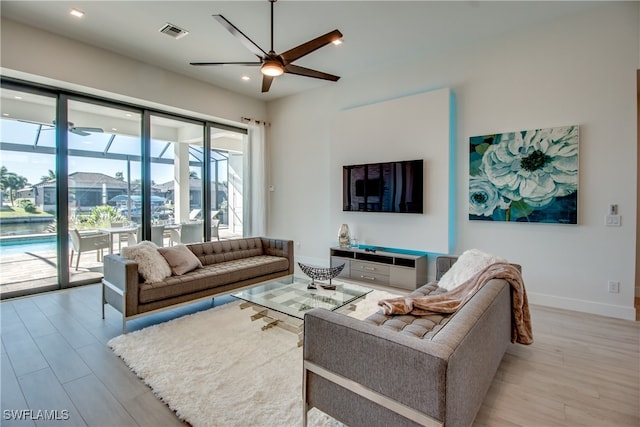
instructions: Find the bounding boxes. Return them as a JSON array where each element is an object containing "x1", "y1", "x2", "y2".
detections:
[{"x1": 1, "y1": 119, "x2": 223, "y2": 187}]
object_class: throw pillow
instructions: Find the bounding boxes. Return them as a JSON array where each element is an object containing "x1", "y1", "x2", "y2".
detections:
[
  {"x1": 158, "y1": 245, "x2": 203, "y2": 276},
  {"x1": 438, "y1": 249, "x2": 507, "y2": 291},
  {"x1": 121, "y1": 241, "x2": 172, "y2": 283}
]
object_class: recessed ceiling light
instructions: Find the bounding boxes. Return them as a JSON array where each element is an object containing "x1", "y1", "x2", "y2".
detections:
[
  {"x1": 111, "y1": 128, "x2": 118, "y2": 131},
  {"x1": 2, "y1": 113, "x2": 9, "y2": 117},
  {"x1": 14, "y1": 96, "x2": 22, "y2": 100},
  {"x1": 70, "y1": 8, "x2": 85, "y2": 18},
  {"x1": 332, "y1": 39, "x2": 343, "y2": 46},
  {"x1": 241, "y1": 76, "x2": 251, "y2": 81}
]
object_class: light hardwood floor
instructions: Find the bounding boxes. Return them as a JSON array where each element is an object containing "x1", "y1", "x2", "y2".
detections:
[{"x1": 1, "y1": 284, "x2": 638, "y2": 426}]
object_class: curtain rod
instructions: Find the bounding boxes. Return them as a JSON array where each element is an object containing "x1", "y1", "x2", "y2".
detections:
[{"x1": 241, "y1": 116, "x2": 271, "y2": 126}]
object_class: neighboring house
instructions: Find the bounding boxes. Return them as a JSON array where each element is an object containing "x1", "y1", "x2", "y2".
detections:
[
  {"x1": 156, "y1": 177, "x2": 227, "y2": 210},
  {"x1": 32, "y1": 172, "x2": 129, "y2": 212},
  {"x1": 15, "y1": 187, "x2": 34, "y2": 199}
]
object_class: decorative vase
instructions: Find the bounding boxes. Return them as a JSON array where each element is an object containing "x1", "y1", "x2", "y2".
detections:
[{"x1": 338, "y1": 224, "x2": 351, "y2": 248}]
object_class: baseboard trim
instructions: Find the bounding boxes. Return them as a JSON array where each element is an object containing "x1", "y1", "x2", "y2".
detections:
[{"x1": 528, "y1": 292, "x2": 636, "y2": 321}]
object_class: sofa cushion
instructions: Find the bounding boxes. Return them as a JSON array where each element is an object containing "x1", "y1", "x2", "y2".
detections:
[
  {"x1": 364, "y1": 282, "x2": 452, "y2": 340},
  {"x1": 158, "y1": 245, "x2": 203, "y2": 275},
  {"x1": 138, "y1": 255, "x2": 289, "y2": 304},
  {"x1": 121, "y1": 241, "x2": 172, "y2": 283},
  {"x1": 438, "y1": 248, "x2": 506, "y2": 291},
  {"x1": 187, "y1": 238, "x2": 264, "y2": 266}
]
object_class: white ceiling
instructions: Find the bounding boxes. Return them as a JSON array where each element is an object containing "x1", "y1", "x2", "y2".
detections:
[{"x1": 1, "y1": 1, "x2": 603, "y2": 101}]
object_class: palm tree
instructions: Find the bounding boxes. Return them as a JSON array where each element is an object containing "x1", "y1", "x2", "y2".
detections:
[
  {"x1": 40, "y1": 169, "x2": 56, "y2": 182},
  {"x1": 0, "y1": 166, "x2": 6, "y2": 207},
  {"x1": 1, "y1": 171, "x2": 28, "y2": 206}
]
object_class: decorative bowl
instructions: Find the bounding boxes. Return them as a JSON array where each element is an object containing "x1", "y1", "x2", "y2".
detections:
[{"x1": 298, "y1": 262, "x2": 345, "y2": 289}]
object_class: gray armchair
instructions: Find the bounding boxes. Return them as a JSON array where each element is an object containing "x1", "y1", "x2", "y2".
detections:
[{"x1": 69, "y1": 228, "x2": 110, "y2": 270}]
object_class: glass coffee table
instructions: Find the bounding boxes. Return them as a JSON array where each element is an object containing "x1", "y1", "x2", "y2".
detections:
[{"x1": 233, "y1": 275, "x2": 372, "y2": 346}]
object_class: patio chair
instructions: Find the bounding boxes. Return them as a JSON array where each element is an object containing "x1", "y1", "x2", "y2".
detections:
[
  {"x1": 127, "y1": 226, "x2": 141, "y2": 247},
  {"x1": 189, "y1": 209, "x2": 201, "y2": 221},
  {"x1": 178, "y1": 222, "x2": 202, "y2": 244},
  {"x1": 109, "y1": 222, "x2": 136, "y2": 252},
  {"x1": 151, "y1": 225, "x2": 166, "y2": 247},
  {"x1": 211, "y1": 219, "x2": 220, "y2": 241},
  {"x1": 69, "y1": 228, "x2": 110, "y2": 271}
]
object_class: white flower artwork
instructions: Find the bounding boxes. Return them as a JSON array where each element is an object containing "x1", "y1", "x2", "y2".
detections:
[{"x1": 469, "y1": 125, "x2": 579, "y2": 224}]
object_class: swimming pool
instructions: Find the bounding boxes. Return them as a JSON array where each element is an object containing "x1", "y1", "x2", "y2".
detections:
[{"x1": 0, "y1": 234, "x2": 59, "y2": 255}]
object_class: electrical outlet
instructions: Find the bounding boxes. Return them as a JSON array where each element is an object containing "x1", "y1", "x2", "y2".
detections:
[{"x1": 607, "y1": 281, "x2": 620, "y2": 293}]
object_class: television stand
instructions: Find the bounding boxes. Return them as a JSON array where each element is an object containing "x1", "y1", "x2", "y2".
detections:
[{"x1": 330, "y1": 246, "x2": 428, "y2": 291}]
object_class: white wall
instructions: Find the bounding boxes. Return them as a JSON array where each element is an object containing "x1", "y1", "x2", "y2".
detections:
[
  {"x1": 0, "y1": 18, "x2": 267, "y2": 125},
  {"x1": 267, "y1": 3, "x2": 638, "y2": 320},
  {"x1": 331, "y1": 89, "x2": 452, "y2": 254}
]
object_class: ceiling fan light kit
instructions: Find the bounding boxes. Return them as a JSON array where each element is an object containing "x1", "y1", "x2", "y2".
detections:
[
  {"x1": 261, "y1": 60, "x2": 284, "y2": 77},
  {"x1": 190, "y1": 0, "x2": 342, "y2": 93}
]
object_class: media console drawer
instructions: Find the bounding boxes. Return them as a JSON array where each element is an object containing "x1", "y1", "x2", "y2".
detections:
[
  {"x1": 352, "y1": 270, "x2": 390, "y2": 285},
  {"x1": 350, "y1": 260, "x2": 390, "y2": 277}
]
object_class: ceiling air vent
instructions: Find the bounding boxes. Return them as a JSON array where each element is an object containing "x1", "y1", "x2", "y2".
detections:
[{"x1": 159, "y1": 23, "x2": 189, "y2": 39}]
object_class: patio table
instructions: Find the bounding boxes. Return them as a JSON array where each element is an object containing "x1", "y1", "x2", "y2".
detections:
[{"x1": 99, "y1": 226, "x2": 139, "y2": 254}]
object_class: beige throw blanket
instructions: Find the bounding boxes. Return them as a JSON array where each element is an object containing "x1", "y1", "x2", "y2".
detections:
[{"x1": 378, "y1": 263, "x2": 533, "y2": 345}]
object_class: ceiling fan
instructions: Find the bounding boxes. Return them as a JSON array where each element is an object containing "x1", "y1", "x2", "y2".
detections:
[
  {"x1": 190, "y1": 0, "x2": 343, "y2": 93},
  {"x1": 51, "y1": 120, "x2": 104, "y2": 136}
]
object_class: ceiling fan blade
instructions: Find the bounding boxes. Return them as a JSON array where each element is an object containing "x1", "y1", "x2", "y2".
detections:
[
  {"x1": 213, "y1": 15, "x2": 268, "y2": 59},
  {"x1": 284, "y1": 64, "x2": 340, "y2": 81},
  {"x1": 261, "y1": 75, "x2": 274, "y2": 93},
  {"x1": 75, "y1": 127, "x2": 104, "y2": 133},
  {"x1": 279, "y1": 30, "x2": 343, "y2": 64},
  {"x1": 190, "y1": 61, "x2": 262, "y2": 66},
  {"x1": 71, "y1": 127, "x2": 104, "y2": 136}
]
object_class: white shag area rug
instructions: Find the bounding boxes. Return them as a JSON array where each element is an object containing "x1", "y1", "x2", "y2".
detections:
[{"x1": 108, "y1": 289, "x2": 397, "y2": 427}]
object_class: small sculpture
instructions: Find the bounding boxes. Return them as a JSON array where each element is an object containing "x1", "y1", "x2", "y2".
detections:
[{"x1": 338, "y1": 224, "x2": 350, "y2": 248}]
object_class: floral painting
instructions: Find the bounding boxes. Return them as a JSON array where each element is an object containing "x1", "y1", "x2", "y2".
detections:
[{"x1": 469, "y1": 125, "x2": 578, "y2": 224}]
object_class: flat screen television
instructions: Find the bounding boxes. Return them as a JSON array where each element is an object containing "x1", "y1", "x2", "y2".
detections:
[{"x1": 343, "y1": 159, "x2": 423, "y2": 213}]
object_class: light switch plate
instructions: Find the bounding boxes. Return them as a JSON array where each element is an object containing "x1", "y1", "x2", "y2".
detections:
[{"x1": 605, "y1": 215, "x2": 621, "y2": 226}]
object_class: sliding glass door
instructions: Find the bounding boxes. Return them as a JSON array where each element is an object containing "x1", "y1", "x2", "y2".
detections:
[
  {"x1": 0, "y1": 88, "x2": 58, "y2": 296},
  {"x1": 67, "y1": 100, "x2": 142, "y2": 284},
  {"x1": 0, "y1": 77, "x2": 249, "y2": 299},
  {"x1": 150, "y1": 114, "x2": 204, "y2": 245},
  {"x1": 210, "y1": 126, "x2": 245, "y2": 239}
]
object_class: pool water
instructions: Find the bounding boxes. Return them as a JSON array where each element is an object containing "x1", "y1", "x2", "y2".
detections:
[
  {"x1": 0, "y1": 235, "x2": 60, "y2": 255},
  {"x1": 0, "y1": 242, "x2": 58, "y2": 255}
]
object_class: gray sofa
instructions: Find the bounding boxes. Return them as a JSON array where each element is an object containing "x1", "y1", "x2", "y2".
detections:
[
  {"x1": 102, "y1": 237, "x2": 294, "y2": 332},
  {"x1": 303, "y1": 256, "x2": 519, "y2": 427}
]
